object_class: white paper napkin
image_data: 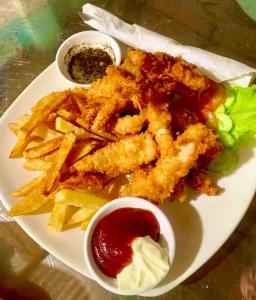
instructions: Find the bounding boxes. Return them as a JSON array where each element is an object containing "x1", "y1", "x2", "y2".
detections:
[{"x1": 82, "y1": 3, "x2": 255, "y2": 84}]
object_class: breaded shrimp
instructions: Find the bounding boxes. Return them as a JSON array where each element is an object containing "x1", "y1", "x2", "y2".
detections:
[
  {"x1": 74, "y1": 132, "x2": 157, "y2": 177},
  {"x1": 187, "y1": 169, "x2": 220, "y2": 196},
  {"x1": 122, "y1": 123, "x2": 221, "y2": 203},
  {"x1": 111, "y1": 113, "x2": 146, "y2": 136},
  {"x1": 80, "y1": 49, "x2": 212, "y2": 132}
]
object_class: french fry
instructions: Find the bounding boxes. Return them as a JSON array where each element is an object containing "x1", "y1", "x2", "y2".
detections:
[
  {"x1": 68, "y1": 139, "x2": 101, "y2": 164},
  {"x1": 10, "y1": 92, "x2": 69, "y2": 158},
  {"x1": 22, "y1": 91, "x2": 70, "y2": 134},
  {"x1": 72, "y1": 93, "x2": 88, "y2": 116},
  {"x1": 48, "y1": 204, "x2": 75, "y2": 231},
  {"x1": 55, "y1": 189, "x2": 108, "y2": 208},
  {"x1": 9, "y1": 136, "x2": 33, "y2": 158},
  {"x1": 8, "y1": 188, "x2": 50, "y2": 216},
  {"x1": 75, "y1": 116, "x2": 90, "y2": 131},
  {"x1": 9, "y1": 123, "x2": 20, "y2": 135},
  {"x1": 23, "y1": 136, "x2": 63, "y2": 159},
  {"x1": 25, "y1": 139, "x2": 44, "y2": 150},
  {"x1": 81, "y1": 217, "x2": 93, "y2": 230},
  {"x1": 57, "y1": 95, "x2": 74, "y2": 111},
  {"x1": 67, "y1": 207, "x2": 96, "y2": 225},
  {"x1": 11, "y1": 173, "x2": 47, "y2": 197},
  {"x1": 32, "y1": 92, "x2": 63, "y2": 112},
  {"x1": 9, "y1": 114, "x2": 31, "y2": 137},
  {"x1": 8, "y1": 90, "x2": 117, "y2": 231},
  {"x1": 31, "y1": 124, "x2": 62, "y2": 140},
  {"x1": 23, "y1": 159, "x2": 52, "y2": 171},
  {"x1": 31, "y1": 124, "x2": 48, "y2": 138},
  {"x1": 15, "y1": 114, "x2": 31, "y2": 127},
  {"x1": 42, "y1": 132, "x2": 76, "y2": 194},
  {"x1": 92, "y1": 130, "x2": 116, "y2": 141},
  {"x1": 57, "y1": 109, "x2": 77, "y2": 122},
  {"x1": 76, "y1": 117, "x2": 111, "y2": 141},
  {"x1": 40, "y1": 150, "x2": 57, "y2": 162},
  {"x1": 45, "y1": 129, "x2": 63, "y2": 141},
  {"x1": 56, "y1": 111, "x2": 112, "y2": 143},
  {"x1": 55, "y1": 117, "x2": 88, "y2": 138}
]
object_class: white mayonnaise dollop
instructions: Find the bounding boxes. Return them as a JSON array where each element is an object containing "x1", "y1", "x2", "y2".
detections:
[{"x1": 117, "y1": 235, "x2": 170, "y2": 291}]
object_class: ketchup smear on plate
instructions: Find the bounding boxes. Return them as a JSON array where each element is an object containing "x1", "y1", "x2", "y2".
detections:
[{"x1": 91, "y1": 207, "x2": 160, "y2": 277}]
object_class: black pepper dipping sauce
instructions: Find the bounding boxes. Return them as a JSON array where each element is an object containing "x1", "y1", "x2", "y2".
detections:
[{"x1": 67, "y1": 47, "x2": 113, "y2": 84}]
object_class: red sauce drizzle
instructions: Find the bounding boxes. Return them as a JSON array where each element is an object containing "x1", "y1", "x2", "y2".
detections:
[{"x1": 91, "y1": 207, "x2": 160, "y2": 278}]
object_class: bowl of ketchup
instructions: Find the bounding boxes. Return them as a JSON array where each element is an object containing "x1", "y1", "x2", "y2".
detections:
[{"x1": 83, "y1": 196, "x2": 175, "y2": 295}]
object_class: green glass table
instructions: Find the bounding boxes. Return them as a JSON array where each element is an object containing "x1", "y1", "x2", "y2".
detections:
[{"x1": 1, "y1": 1, "x2": 256, "y2": 299}]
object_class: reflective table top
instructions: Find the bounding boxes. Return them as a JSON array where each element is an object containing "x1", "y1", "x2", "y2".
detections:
[{"x1": 1, "y1": 1, "x2": 256, "y2": 299}]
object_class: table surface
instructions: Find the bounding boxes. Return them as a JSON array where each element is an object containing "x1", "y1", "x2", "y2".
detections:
[{"x1": 1, "y1": 1, "x2": 256, "y2": 299}]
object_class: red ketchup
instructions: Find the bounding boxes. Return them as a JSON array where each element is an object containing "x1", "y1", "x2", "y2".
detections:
[{"x1": 91, "y1": 207, "x2": 160, "y2": 278}]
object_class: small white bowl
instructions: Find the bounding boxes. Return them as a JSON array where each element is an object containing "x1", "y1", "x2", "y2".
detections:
[
  {"x1": 55, "y1": 31, "x2": 121, "y2": 87},
  {"x1": 84, "y1": 197, "x2": 175, "y2": 296}
]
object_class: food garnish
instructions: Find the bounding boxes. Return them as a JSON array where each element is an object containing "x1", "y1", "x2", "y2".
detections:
[
  {"x1": 207, "y1": 84, "x2": 256, "y2": 172},
  {"x1": 215, "y1": 85, "x2": 256, "y2": 148}
]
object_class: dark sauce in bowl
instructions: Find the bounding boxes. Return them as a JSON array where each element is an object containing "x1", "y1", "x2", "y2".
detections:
[{"x1": 65, "y1": 46, "x2": 114, "y2": 84}]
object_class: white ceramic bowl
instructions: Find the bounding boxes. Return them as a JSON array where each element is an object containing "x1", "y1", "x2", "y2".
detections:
[
  {"x1": 84, "y1": 197, "x2": 175, "y2": 296},
  {"x1": 55, "y1": 30, "x2": 121, "y2": 87}
]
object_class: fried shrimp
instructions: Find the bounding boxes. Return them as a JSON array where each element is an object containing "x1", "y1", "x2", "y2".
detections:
[
  {"x1": 187, "y1": 169, "x2": 220, "y2": 196},
  {"x1": 73, "y1": 50, "x2": 219, "y2": 202},
  {"x1": 79, "y1": 49, "x2": 212, "y2": 133},
  {"x1": 122, "y1": 123, "x2": 221, "y2": 203},
  {"x1": 74, "y1": 132, "x2": 158, "y2": 177},
  {"x1": 120, "y1": 49, "x2": 212, "y2": 93},
  {"x1": 111, "y1": 113, "x2": 146, "y2": 136},
  {"x1": 145, "y1": 101, "x2": 173, "y2": 156}
]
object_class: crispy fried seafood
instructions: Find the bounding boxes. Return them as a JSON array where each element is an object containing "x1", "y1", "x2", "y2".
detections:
[
  {"x1": 72, "y1": 49, "x2": 222, "y2": 203},
  {"x1": 74, "y1": 132, "x2": 157, "y2": 176},
  {"x1": 74, "y1": 48, "x2": 211, "y2": 133},
  {"x1": 121, "y1": 123, "x2": 219, "y2": 203},
  {"x1": 10, "y1": 48, "x2": 223, "y2": 211}
]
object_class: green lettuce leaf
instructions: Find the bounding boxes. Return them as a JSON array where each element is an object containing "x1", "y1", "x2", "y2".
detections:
[
  {"x1": 213, "y1": 84, "x2": 256, "y2": 148},
  {"x1": 228, "y1": 85, "x2": 256, "y2": 142},
  {"x1": 210, "y1": 84, "x2": 256, "y2": 172}
]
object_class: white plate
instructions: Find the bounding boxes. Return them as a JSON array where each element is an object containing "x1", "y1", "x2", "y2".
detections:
[{"x1": 0, "y1": 62, "x2": 256, "y2": 297}]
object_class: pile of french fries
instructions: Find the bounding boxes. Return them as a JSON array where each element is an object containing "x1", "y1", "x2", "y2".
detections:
[{"x1": 8, "y1": 89, "x2": 114, "y2": 231}]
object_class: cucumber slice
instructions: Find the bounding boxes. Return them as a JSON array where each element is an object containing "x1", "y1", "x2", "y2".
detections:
[
  {"x1": 208, "y1": 149, "x2": 238, "y2": 173},
  {"x1": 215, "y1": 113, "x2": 233, "y2": 132},
  {"x1": 230, "y1": 129, "x2": 240, "y2": 142},
  {"x1": 214, "y1": 104, "x2": 225, "y2": 113},
  {"x1": 218, "y1": 130, "x2": 236, "y2": 148},
  {"x1": 224, "y1": 89, "x2": 236, "y2": 113}
]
